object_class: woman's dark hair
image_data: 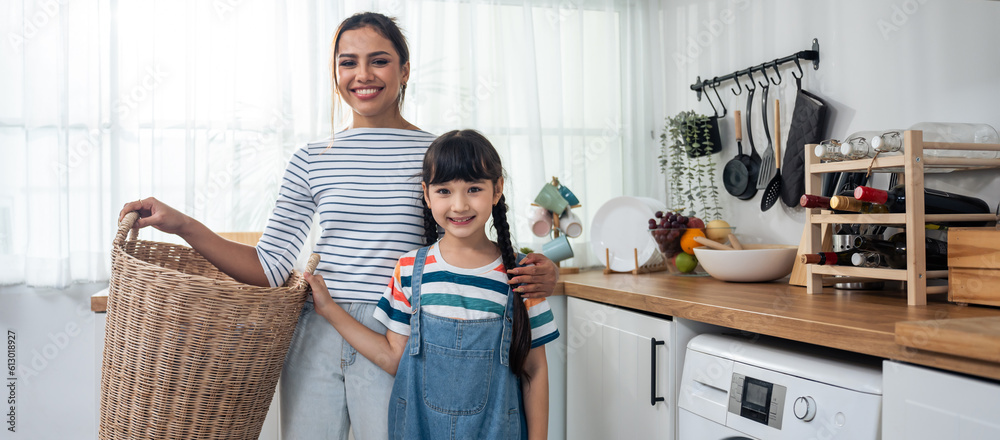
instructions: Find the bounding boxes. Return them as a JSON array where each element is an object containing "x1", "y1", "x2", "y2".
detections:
[
  {"x1": 330, "y1": 12, "x2": 410, "y2": 128},
  {"x1": 421, "y1": 130, "x2": 533, "y2": 380}
]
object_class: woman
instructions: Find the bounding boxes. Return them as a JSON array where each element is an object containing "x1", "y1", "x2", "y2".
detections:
[{"x1": 118, "y1": 12, "x2": 559, "y2": 440}]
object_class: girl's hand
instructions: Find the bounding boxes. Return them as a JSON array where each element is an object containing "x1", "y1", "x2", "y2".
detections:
[
  {"x1": 303, "y1": 272, "x2": 337, "y2": 319},
  {"x1": 118, "y1": 197, "x2": 191, "y2": 236},
  {"x1": 508, "y1": 253, "x2": 558, "y2": 298}
]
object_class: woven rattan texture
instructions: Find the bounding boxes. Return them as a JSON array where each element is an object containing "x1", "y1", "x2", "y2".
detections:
[{"x1": 100, "y1": 213, "x2": 314, "y2": 439}]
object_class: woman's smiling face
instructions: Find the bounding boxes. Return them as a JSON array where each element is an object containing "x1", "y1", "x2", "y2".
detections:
[{"x1": 335, "y1": 26, "x2": 409, "y2": 128}]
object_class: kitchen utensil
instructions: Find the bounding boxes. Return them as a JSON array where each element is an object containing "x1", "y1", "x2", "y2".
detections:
[
  {"x1": 728, "y1": 233, "x2": 744, "y2": 250},
  {"x1": 781, "y1": 70, "x2": 828, "y2": 207},
  {"x1": 742, "y1": 80, "x2": 762, "y2": 200},
  {"x1": 723, "y1": 110, "x2": 751, "y2": 197},
  {"x1": 693, "y1": 235, "x2": 734, "y2": 251},
  {"x1": 761, "y1": 99, "x2": 783, "y2": 211},
  {"x1": 756, "y1": 82, "x2": 775, "y2": 189},
  {"x1": 541, "y1": 235, "x2": 575, "y2": 263},
  {"x1": 693, "y1": 244, "x2": 798, "y2": 282},
  {"x1": 590, "y1": 196, "x2": 666, "y2": 272}
]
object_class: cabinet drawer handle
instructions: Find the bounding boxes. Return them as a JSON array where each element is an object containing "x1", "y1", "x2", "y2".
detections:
[{"x1": 650, "y1": 337, "x2": 665, "y2": 406}]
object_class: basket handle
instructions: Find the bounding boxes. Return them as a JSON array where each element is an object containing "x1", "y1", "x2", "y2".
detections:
[
  {"x1": 300, "y1": 253, "x2": 321, "y2": 291},
  {"x1": 114, "y1": 212, "x2": 140, "y2": 247}
]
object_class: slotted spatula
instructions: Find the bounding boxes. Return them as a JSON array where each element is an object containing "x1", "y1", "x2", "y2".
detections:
[
  {"x1": 756, "y1": 83, "x2": 775, "y2": 190},
  {"x1": 761, "y1": 99, "x2": 783, "y2": 211}
]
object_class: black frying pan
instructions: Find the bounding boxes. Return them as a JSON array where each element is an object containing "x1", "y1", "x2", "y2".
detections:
[{"x1": 723, "y1": 110, "x2": 750, "y2": 197}]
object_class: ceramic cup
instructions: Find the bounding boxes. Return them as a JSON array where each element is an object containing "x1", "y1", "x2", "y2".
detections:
[
  {"x1": 534, "y1": 184, "x2": 569, "y2": 215},
  {"x1": 558, "y1": 209, "x2": 583, "y2": 238},
  {"x1": 557, "y1": 183, "x2": 580, "y2": 206},
  {"x1": 528, "y1": 206, "x2": 554, "y2": 237},
  {"x1": 541, "y1": 235, "x2": 574, "y2": 263}
]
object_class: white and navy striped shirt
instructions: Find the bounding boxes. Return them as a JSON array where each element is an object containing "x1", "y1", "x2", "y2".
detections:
[{"x1": 256, "y1": 128, "x2": 437, "y2": 302}]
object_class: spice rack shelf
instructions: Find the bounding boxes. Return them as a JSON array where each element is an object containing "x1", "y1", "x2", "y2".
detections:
[{"x1": 803, "y1": 130, "x2": 1000, "y2": 305}]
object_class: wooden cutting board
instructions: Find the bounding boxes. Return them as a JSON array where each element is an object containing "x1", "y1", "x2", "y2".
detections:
[{"x1": 896, "y1": 316, "x2": 1000, "y2": 363}]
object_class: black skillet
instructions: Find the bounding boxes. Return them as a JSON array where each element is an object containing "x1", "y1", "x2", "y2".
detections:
[
  {"x1": 738, "y1": 83, "x2": 760, "y2": 200},
  {"x1": 723, "y1": 110, "x2": 750, "y2": 197}
]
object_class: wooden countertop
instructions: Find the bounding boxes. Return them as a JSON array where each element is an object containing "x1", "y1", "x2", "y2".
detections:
[
  {"x1": 93, "y1": 271, "x2": 1000, "y2": 380},
  {"x1": 559, "y1": 270, "x2": 1000, "y2": 381}
]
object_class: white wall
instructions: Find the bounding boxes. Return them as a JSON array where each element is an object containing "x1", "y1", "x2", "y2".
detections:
[{"x1": 651, "y1": 0, "x2": 1000, "y2": 246}]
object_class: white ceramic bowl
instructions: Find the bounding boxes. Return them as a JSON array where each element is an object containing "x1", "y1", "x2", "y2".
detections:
[{"x1": 693, "y1": 244, "x2": 798, "y2": 282}]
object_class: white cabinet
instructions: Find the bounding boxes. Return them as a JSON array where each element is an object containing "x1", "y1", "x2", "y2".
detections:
[
  {"x1": 566, "y1": 297, "x2": 673, "y2": 440},
  {"x1": 883, "y1": 361, "x2": 1000, "y2": 440}
]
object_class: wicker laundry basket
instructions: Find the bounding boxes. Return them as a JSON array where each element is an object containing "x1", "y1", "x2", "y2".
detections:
[{"x1": 100, "y1": 212, "x2": 319, "y2": 440}]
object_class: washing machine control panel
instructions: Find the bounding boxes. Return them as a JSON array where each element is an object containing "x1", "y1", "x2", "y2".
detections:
[{"x1": 728, "y1": 373, "x2": 787, "y2": 429}]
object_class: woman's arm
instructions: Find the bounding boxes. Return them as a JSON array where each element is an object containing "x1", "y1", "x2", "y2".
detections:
[
  {"x1": 304, "y1": 272, "x2": 409, "y2": 375},
  {"x1": 522, "y1": 347, "x2": 549, "y2": 440},
  {"x1": 119, "y1": 197, "x2": 270, "y2": 286},
  {"x1": 507, "y1": 253, "x2": 559, "y2": 299}
]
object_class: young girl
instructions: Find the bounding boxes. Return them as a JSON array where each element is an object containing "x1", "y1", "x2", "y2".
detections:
[{"x1": 305, "y1": 129, "x2": 559, "y2": 440}]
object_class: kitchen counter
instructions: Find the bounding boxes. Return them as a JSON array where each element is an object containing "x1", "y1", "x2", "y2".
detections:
[
  {"x1": 92, "y1": 270, "x2": 1000, "y2": 380},
  {"x1": 559, "y1": 270, "x2": 1000, "y2": 381}
]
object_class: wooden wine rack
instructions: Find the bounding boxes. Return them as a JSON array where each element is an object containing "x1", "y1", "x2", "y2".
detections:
[{"x1": 803, "y1": 130, "x2": 1000, "y2": 305}]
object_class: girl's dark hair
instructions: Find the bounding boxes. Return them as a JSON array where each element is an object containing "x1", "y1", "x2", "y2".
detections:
[
  {"x1": 330, "y1": 12, "x2": 410, "y2": 129},
  {"x1": 421, "y1": 130, "x2": 533, "y2": 380}
]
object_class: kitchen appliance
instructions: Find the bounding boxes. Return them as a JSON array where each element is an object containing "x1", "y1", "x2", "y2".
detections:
[{"x1": 678, "y1": 333, "x2": 882, "y2": 439}]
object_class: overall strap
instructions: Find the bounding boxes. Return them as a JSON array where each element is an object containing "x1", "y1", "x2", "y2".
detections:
[
  {"x1": 407, "y1": 245, "x2": 431, "y2": 356},
  {"x1": 499, "y1": 252, "x2": 527, "y2": 367}
]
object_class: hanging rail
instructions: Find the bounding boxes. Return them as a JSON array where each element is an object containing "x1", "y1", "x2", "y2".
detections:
[{"x1": 690, "y1": 38, "x2": 820, "y2": 101}]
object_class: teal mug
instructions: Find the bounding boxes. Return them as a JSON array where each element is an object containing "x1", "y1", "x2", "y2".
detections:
[
  {"x1": 541, "y1": 235, "x2": 574, "y2": 263},
  {"x1": 557, "y1": 183, "x2": 579, "y2": 206}
]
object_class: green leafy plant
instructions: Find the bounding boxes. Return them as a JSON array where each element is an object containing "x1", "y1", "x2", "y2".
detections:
[
  {"x1": 519, "y1": 247, "x2": 535, "y2": 255},
  {"x1": 659, "y1": 110, "x2": 723, "y2": 220}
]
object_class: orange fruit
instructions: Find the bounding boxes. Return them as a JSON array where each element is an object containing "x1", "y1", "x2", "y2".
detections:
[{"x1": 680, "y1": 228, "x2": 706, "y2": 254}]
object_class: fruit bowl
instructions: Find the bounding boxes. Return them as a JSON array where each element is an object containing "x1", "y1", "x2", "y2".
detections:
[
  {"x1": 648, "y1": 228, "x2": 733, "y2": 276},
  {"x1": 693, "y1": 244, "x2": 798, "y2": 282}
]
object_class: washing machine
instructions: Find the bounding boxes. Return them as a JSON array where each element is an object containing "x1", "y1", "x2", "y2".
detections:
[{"x1": 678, "y1": 333, "x2": 883, "y2": 439}]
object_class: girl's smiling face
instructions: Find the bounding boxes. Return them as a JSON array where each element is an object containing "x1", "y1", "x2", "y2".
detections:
[
  {"x1": 423, "y1": 178, "x2": 504, "y2": 244},
  {"x1": 335, "y1": 26, "x2": 409, "y2": 128}
]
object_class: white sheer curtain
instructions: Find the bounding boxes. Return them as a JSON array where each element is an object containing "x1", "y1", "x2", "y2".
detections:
[{"x1": 0, "y1": 0, "x2": 663, "y2": 287}]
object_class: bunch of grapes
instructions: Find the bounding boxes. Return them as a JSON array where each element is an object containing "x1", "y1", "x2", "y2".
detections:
[{"x1": 648, "y1": 211, "x2": 705, "y2": 258}]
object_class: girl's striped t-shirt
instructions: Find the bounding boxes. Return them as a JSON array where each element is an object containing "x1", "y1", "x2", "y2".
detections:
[
  {"x1": 374, "y1": 243, "x2": 560, "y2": 348},
  {"x1": 256, "y1": 128, "x2": 437, "y2": 303}
]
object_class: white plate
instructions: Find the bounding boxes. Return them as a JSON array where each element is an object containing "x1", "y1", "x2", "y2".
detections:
[{"x1": 590, "y1": 196, "x2": 666, "y2": 272}]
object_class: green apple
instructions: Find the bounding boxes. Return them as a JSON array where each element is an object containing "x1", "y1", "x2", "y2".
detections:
[{"x1": 675, "y1": 252, "x2": 698, "y2": 273}]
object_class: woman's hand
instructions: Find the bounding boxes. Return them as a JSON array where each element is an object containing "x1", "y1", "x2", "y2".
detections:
[
  {"x1": 508, "y1": 253, "x2": 559, "y2": 298},
  {"x1": 118, "y1": 197, "x2": 191, "y2": 236},
  {"x1": 303, "y1": 272, "x2": 338, "y2": 320}
]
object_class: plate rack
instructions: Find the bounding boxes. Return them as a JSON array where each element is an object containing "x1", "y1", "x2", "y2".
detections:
[{"x1": 803, "y1": 130, "x2": 1000, "y2": 305}]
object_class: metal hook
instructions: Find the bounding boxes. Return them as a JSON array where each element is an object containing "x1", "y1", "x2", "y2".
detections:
[
  {"x1": 705, "y1": 81, "x2": 721, "y2": 118},
  {"x1": 767, "y1": 60, "x2": 782, "y2": 86},
  {"x1": 731, "y1": 72, "x2": 744, "y2": 96},
  {"x1": 711, "y1": 80, "x2": 727, "y2": 118},
  {"x1": 791, "y1": 57, "x2": 804, "y2": 80},
  {"x1": 743, "y1": 69, "x2": 757, "y2": 93},
  {"x1": 756, "y1": 65, "x2": 771, "y2": 89}
]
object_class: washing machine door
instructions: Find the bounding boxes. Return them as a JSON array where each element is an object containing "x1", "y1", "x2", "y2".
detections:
[{"x1": 679, "y1": 409, "x2": 757, "y2": 440}]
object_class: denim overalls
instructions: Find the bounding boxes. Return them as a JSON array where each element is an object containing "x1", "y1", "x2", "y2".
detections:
[{"x1": 388, "y1": 246, "x2": 527, "y2": 440}]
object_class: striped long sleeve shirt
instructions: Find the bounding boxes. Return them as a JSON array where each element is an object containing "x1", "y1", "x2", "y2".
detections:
[
  {"x1": 374, "y1": 243, "x2": 560, "y2": 348},
  {"x1": 256, "y1": 128, "x2": 437, "y2": 303}
]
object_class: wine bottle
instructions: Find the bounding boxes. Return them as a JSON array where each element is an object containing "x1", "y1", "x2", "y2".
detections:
[
  {"x1": 829, "y1": 195, "x2": 890, "y2": 214},
  {"x1": 799, "y1": 249, "x2": 863, "y2": 266},
  {"x1": 852, "y1": 236, "x2": 949, "y2": 270},
  {"x1": 853, "y1": 185, "x2": 991, "y2": 216}
]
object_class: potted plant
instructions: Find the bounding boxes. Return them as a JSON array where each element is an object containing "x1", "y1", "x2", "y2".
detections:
[{"x1": 659, "y1": 110, "x2": 723, "y2": 220}]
